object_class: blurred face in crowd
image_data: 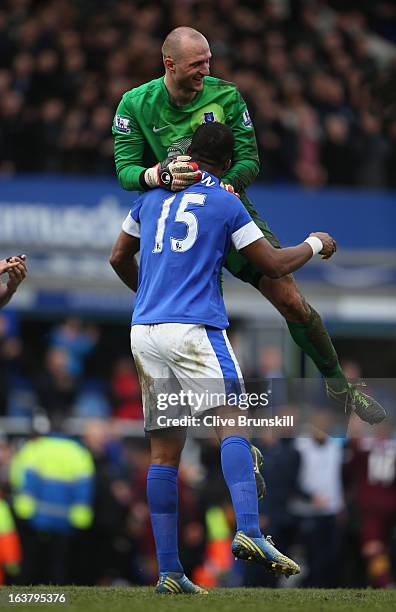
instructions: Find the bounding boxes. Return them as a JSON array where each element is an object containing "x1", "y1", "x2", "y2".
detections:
[
  {"x1": 164, "y1": 37, "x2": 211, "y2": 95},
  {"x1": 311, "y1": 410, "x2": 332, "y2": 441},
  {"x1": 83, "y1": 419, "x2": 109, "y2": 454},
  {"x1": 325, "y1": 115, "x2": 349, "y2": 144}
]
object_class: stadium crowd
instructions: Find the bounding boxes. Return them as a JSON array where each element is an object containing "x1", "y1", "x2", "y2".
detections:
[
  {"x1": 0, "y1": 0, "x2": 396, "y2": 186},
  {"x1": 0, "y1": 314, "x2": 143, "y2": 421}
]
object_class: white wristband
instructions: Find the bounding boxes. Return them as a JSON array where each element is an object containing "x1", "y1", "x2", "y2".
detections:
[
  {"x1": 304, "y1": 236, "x2": 323, "y2": 256},
  {"x1": 144, "y1": 165, "x2": 160, "y2": 189}
]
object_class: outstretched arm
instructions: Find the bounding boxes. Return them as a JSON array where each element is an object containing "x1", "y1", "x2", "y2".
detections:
[{"x1": 239, "y1": 232, "x2": 336, "y2": 279}]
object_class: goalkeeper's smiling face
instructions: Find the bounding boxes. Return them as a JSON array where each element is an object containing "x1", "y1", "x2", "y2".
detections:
[{"x1": 173, "y1": 41, "x2": 211, "y2": 93}]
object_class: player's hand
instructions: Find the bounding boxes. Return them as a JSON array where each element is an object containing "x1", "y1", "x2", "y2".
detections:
[
  {"x1": 5, "y1": 255, "x2": 27, "y2": 293},
  {"x1": 144, "y1": 156, "x2": 201, "y2": 191},
  {"x1": 0, "y1": 259, "x2": 20, "y2": 276},
  {"x1": 310, "y1": 232, "x2": 337, "y2": 259},
  {"x1": 220, "y1": 182, "x2": 240, "y2": 198}
]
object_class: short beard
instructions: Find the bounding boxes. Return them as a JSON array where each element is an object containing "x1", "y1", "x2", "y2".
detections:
[{"x1": 177, "y1": 73, "x2": 202, "y2": 92}]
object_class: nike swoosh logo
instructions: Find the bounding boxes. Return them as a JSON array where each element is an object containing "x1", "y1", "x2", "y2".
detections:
[{"x1": 153, "y1": 125, "x2": 170, "y2": 133}]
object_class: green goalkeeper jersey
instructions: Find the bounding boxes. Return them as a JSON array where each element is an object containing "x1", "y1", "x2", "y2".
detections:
[{"x1": 112, "y1": 76, "x2": 259, "y2": 196}]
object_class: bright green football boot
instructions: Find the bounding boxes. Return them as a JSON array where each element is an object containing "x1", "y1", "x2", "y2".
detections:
[{"x1": 326, "y1": 381, "x2": 386, "y2": 425}]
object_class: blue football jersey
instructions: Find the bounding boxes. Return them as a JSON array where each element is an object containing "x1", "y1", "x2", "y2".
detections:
[{"x1": 122, "y1": 172, "x2": 263, "y2": 329}]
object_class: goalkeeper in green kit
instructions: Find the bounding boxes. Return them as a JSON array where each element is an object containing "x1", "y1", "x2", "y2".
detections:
[{"x1": 113, "y1": 27, "x2": 385, "y2": 436}]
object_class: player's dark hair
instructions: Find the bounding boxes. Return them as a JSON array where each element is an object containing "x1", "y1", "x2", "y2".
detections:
[{"x1": 189, "y1": 122, "x2": 234, "y2": 165}]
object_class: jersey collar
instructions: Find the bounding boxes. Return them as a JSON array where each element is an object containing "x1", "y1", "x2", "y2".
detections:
[
  {"x1": 199, "y1": 171, "x2": 220, "y2": 186},
  {"x1": 161, "y1": 76, "x2": 205, "y2": 110}
]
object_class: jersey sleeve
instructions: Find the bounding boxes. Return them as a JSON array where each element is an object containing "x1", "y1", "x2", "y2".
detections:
[
  {"x1": 113, "y1": 93, "x2": 147, "y2": 192},
  {"x1": 121, "y1": 196, "x2": 143, "y2": 238},
  {"x1": 222, "y1": 88, "x2": 260, "y2": 193},
  {"x1": 229, "y1": 199, "x2": 263, "y2": 251}
]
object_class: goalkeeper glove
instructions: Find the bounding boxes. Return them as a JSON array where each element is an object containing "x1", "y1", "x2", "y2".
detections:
[
  {"x1": 220, "y1": 181, "x2": 240, "y2": 198},
  {"x1": 143, "y1": 156, "x2": 201, "y2": 191}
]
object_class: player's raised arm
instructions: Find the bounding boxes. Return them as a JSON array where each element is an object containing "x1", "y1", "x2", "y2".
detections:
[
  {"x1": 221, "y1": 88, "x2": 260, "y2": 193},
  {"x1": 236, "y1": 228, "x2": 336, "y2": 279}
]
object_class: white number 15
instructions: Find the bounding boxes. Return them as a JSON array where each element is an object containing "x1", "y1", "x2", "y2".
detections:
[{"x1": 152, "y1": 193, "x2": 206, "y2": 254}]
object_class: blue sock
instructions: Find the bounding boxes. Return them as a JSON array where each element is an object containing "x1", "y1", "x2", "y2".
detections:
[
  {"x1": 146, "y1": 464, "x2": 183, "y2": 574},
  {"x1": 221, "y1": 436, "x2": 261, "y2": 538}
]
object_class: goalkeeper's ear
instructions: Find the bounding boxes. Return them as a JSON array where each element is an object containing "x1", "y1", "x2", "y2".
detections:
[{"x1": 163, "y1": 56, "x2": 176, "y2": 73}]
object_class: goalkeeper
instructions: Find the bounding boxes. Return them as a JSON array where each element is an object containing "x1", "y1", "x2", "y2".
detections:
[{"x1": 112, "y1": 26, "x2": 385, "y2": 426}]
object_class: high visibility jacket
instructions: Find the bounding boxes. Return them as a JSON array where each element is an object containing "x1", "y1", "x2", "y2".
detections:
[{"x1": 11, "y1": 435, "x2": 94, "y2": 533}]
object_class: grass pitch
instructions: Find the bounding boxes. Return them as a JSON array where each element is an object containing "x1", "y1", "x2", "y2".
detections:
[{"x1": 2, "y1": 587, "x2": 396, "y2": 612}]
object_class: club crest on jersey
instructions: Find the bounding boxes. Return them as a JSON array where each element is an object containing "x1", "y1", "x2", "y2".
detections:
[
  {"x1": 242, "y1": 110, "x2": 252, "y2": 127},
  {"x1": 114, "y1": 115, "x2": 131, "y2": 134},
  {"x1": 203, "y1": 111, "x2": 215, "y2": 123}
]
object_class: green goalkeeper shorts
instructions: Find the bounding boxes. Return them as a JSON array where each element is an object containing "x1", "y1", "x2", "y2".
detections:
[{"x1": 225, "y1": 192, "x2": 281, "y2": 289}]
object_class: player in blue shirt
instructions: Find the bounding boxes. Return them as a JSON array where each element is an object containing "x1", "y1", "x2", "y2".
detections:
[{"x1": 110, "y1": 123, "x2": 336, "y2": 594}]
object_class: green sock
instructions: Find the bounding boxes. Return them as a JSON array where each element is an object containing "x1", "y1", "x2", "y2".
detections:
[{"x1": 287, "y1": 306, "x2": 347, "y2": 390}]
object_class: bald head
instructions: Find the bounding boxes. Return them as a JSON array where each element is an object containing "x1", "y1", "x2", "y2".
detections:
[
  {"x1": 162, "y1": 27, "x2": 211, "y2": 102},
  {"x1": 162, "y1": 27, "x2": 209, "y2": 61}
]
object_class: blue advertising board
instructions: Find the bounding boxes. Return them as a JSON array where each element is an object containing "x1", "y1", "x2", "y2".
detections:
[{"x1": 0, "y1": 176, "x2": 395, "y2": 314}]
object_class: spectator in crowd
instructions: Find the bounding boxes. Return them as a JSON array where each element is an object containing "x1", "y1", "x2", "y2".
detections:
[
  {"x1": 78, "y1": 419, "x2": 132, "y2": 585},
  {"x1": 321, "y1": 114, "x2": 355, "y2": 185},
  {"x1": 49, "y1": 318, "x2": 99, "y2": 378},
  {"x1": 247, "y1": 345, "x2": 287, "y2": 406},
  {"x1": 343, "y1": 420, "x2": 396, "y2": 588},
  {"x1": 10, "y1": 420, "x2": 94, "y2": 585},
  {"x1": 35, "y1": 347, "x2": 78, "y2": 419},
  {"x1": 290, "y1": 105, "x2": 326, "y2": 188},
  {"x1": 256, "y1": 345, "x2": 284, "y2": 379},
  {"x1": 354, "y1": 112, "x2": 390, "y2": 187},
  {"x1": 0, "y1": 1, "x2": 395, "y2": 187},
  {"x1": 73, "y1": 380, "x2": 111, "y2": 419},
  {"x1": 291, "y1": 410, "x2": 344, "y2": 587}
]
